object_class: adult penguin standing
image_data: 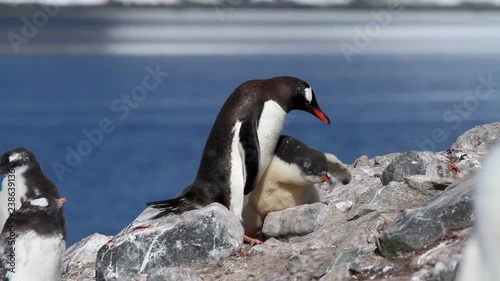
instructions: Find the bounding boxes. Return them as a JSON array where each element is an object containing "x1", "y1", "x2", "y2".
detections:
[{"x1": 148, "y1": 76, "x2": 331, "y2": 227}]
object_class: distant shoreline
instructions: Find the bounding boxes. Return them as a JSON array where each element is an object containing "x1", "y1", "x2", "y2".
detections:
[{"x1": 1, "y1": 2, "x2": 500, "y2": 11}]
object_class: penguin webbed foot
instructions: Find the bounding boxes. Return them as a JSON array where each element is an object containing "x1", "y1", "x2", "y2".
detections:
[{"x1": 244, "y1": 235, "x2": 263, "y2": 245}]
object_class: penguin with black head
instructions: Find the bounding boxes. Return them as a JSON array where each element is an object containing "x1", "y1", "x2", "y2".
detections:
[
  {"x1": 0, "y1": 147, "x2": 66, "y2": 239},
  {"x1": 147, "y1": 77, "x2": 331, "y2": 239}
]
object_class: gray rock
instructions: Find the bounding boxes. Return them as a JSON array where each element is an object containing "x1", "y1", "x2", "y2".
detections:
[
  {"x1": 312, "y1": 245, "x2": 376, "y2": 278},
  {"x1": 313, "y1": 260, "x2": 334, "y2": 278},
  {"x1": 319, "y1": 264, "x2": 352, "y2": 281},
  {"x1": 286, "y1": 254, "x2": 303, "y2": 274},
  {"x1": 348, "y1": 181, "x2": 429, "y2": 221},
  {"x1": 248, "y1": 237, "x2": 298, "y2": 259},
  {"x1": 263, "y1": 276, "x2": 290, "y2": 281},
  {"x1": 299, "y1": 210, "x2": 386, "y2": 252},
  {"x1": 348, "y1": 252, "x2": 387, "y2": 274},
  {"x1": 380, "y1": 149, "x2": 482, "y2": 191},
  {"x1": 96, "y1": 203, "x2": 243, "y2": 281},
  {"x1": 248, "y1": 237, "x2": 287, "y2": 256},
  {"x1": 62, "y1": 233, "x2": 111, "y2": 281},
  {"x1": 374, "y1": 153, "x2": 402, "y2": 169},
  {"x1": 332, "y1": 245, "x2": 376, "y2": 267},
  {"x1": 352, "y1": 155, "x2": 373, "y2": 168},
  {"x1": 432, "y1": 255, "x2": 461, "y2": 281},
  {"x1": 147, "y1": 267, "x2": 202, "y2": 281},
  {"x1": 410, "y1": 231, "x2": 469, "y2": 270},
  {"x1": 380, "y1": 151, "x2": 463, "y2": 187},
  {"x1": 321, "y1": 167, "x2": 386, "y2": 217},
  {"x1": 411, "y1": 267, "x2": 433, "y2": 281},
  {"x1": 404, "y1": 176, "x2": 453, "y2": 196},
  {"x1": 351, "y1": 153, "x2": 401, "y2": 171},
  {"x1": 380, "y1": 152, "x2": 427, "y2": 185},
  {"x1": 261, "y1": 203, "x2": 336, "y2": 237},
  {"x1": 333, "y1": 200, "x2": 354, "y2": 213},
  {"x1": 377, "y1": 175, "x2": 475, "y2": 257},
  {"x1": 451, "y1": 122, "x2": 500, "y2": 152}
]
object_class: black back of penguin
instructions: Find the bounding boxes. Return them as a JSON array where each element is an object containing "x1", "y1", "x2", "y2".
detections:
[{"x1": 1, "y1": 196, "x2": 65, "y2": 237}]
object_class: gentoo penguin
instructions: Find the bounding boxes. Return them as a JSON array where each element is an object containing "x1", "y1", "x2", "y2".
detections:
[
  {"x1": 0, "y1": 195, "x2": 67, "y2": 281},
  {"x1": 456, "y1": 143, "x2": 500, "y2": 281},
  {"x1": 147, "y1": 76, "x2": 330, "y2": 223},
  {"x1": 0, "y1": 147, "x2": 66, "y2": 239},
  {"x1": 242, "y1": 135, "x2": 352, "y2": 238}
]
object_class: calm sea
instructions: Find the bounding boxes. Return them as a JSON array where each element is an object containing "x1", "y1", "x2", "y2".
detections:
[{"x1": 0, "y1": 7, "x2": 499, "y2": 245}]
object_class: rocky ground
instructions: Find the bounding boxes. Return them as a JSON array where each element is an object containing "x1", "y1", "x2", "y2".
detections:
[{"x1": 62, "y1": 122, "x2": 500, "y2": 281}]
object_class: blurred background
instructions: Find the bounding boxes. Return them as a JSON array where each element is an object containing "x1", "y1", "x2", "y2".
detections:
[{"x1": 0, "y1": 0, "x2": 499, "y2": 246}]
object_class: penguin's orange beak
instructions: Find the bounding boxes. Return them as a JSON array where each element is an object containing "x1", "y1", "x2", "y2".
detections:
[
  {"x1": 320, "y1": 175, "x2": 330, "y2": 182},
  {"x1": 313, "y1": 108, "x2": 330, "y2": 124},
  {"x1": 56, "y1": 198, "x2": 68, "y2": 207}
]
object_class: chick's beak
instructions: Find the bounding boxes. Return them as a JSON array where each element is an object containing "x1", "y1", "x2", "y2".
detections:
[
  {"x1": 321, "y1": 175, "x2": 330, "y2": 182},
  {"x1": 56, "y1": 198, "x2": 68, "y2": 207}
]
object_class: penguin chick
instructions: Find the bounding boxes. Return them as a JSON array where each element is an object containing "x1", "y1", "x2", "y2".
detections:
[
  {"x1": 0, "y1": 196, "x2": 67, "y2": 281},
  {"x1": 0, "y1": 147, "x2": 66, "y2": 240},
  {"x1": 242, "y1": 135, "x2": 352, "y2": 238}
]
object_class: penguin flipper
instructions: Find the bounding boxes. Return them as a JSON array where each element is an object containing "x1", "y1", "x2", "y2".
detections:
[
  {"x1": 239, "y1": 119, "x2": 260, "y2": 195},
  {"x1": 324, "y1": 153, "x2": 352, "y2": 185}
]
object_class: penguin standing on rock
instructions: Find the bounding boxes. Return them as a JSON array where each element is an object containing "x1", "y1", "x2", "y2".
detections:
[
  {"x1": 0, "y1": 147, "x2": 66, "y2": 240},
  {"x1": 242, "y1": 135, "x2": 352, "y2": 239},
  {"x1": 0, "y1": 195, "x2": 67, "y2": 281},
  {"x1": 147, "y1": 77, "x2": 331, "y2": 232}
]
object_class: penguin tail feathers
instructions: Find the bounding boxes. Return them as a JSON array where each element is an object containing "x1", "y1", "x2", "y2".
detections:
[{"x1": 146, "y1": 196, "x2": 198, "y2": 214}]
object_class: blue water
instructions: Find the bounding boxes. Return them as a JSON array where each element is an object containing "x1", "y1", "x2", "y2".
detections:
[{"x1": 1, "y1": 9, "x2": 500, "y2": 245}]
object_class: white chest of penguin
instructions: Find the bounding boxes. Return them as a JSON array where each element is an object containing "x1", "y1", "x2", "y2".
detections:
[
  {"x1": 0, "y1": 166, "x2": 29, "y2": 228},
  {"x1": 6, "y1": 231, "x2": 65, "y2": 281},
  {"x1": 228, "y1": 101, "x2": 287, "y2": 218},
  {"x1": 256, "y1": 100, "x2": 287, "y2": 179}
]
